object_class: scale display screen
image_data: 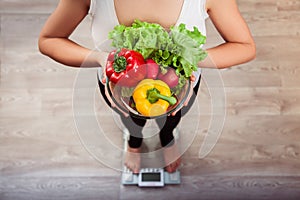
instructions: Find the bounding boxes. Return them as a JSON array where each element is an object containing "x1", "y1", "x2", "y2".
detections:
[
  {"x1": 138, "y1": 168, "x2": 164, "y2": 187},
  {"x1": 141, "y1": 172, "x2": 161, "y2": 182}
]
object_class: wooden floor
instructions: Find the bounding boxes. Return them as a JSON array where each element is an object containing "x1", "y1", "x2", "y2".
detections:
[{"x1": 1, "y1": 0, "x2": 300, "y2": 199}]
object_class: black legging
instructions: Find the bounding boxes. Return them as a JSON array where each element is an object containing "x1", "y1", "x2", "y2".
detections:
[{"x1": 98, "y1": 76, "x2": 201, "y2": 148}]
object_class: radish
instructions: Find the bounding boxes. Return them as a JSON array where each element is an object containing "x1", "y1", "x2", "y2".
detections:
[
  {"x1": 146, "y1": 59, "x2": 159, "y2": 79},
  {"x1": 157, "y1": 67, "x2": 179, "y2": 88}
]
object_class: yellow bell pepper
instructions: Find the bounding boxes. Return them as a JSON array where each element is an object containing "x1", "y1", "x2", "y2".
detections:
[{"x1": 133, "y1": 79, "x2": 177, "y2": 117}]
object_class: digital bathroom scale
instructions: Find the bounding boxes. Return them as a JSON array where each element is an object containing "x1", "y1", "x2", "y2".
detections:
[
  {"x1": 121, "y1": 128, "x2": 181, "y2": 187},
  {"x1": 122, "y1": 166, "x2": 181, "y2": 187}
]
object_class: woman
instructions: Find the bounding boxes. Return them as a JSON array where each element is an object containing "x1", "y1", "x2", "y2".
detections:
[{"x1": 38, "y1": 0, "x2": 256, "y2": 173}]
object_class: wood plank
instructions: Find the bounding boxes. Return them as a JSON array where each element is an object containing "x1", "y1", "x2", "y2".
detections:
[
  {"x1": 120, "y1": 176, "x2": 300, "y2": 200},
  {"x1": 218, "y1": 60, "x2": 300, "y2": 88},
  {"x1": 0, "y1": 0, "x2": 59, "y2": 14},
  {"x1": 3, "y1": 114, "x2": 299, "y2": 177},
  {"x1": 0, "y1": 88, "x2": 111, "y2": 117},
  {"x1": 192, "y1": 115, "x2": 300, "y2": 147},
  {"x1": 0, "y1": 133, "x2": 122, "y2": 177},
  {"x1": 183, "y1": 145, "x2": 300, "y2": 176},
  {"x1": 0, "y1": 177, "x2": 121, "y2": 200},
  {"x1": 224, "y1": 87, "x2": 300, "y2": 115},
  {"x1": 237, "y1": 0, "x2": 278, "y2": 12},
  {"x1": 1, "y1": 176, "x2": 299, "y2": 200},
  {"x1": 279, "y1": 62, "x2": 300, "y2": 87},
  {"x1": 182, "y1": 114, "x2": 300, "y2": 175},
  {"x1": 277, "y1": 0, "x2": 300, "y2": 11},
  {"x1": 209, "y1": 35, "x2": 300, "y2": 87},
  {"x1": 254, "y1": 36, "x2": 299, "y2": 63},
  {"x1": 198, "y1": 60, "x2": 300, "y2": 114},
  {"x1": 2, "y1": 0, "x2": 297, "y2": 15},
  {"x1": 0, "y1": 70, "x2": 79, "y2": 89},
  {"x1": 216, "y1": 68, "x2": 281, "y2": 87},
  {"x1": 1, "y1": 13, "x2": 93, "y2": 45},
  {"x1": 1, "y1": 14, "x2": 50, "y2": 38},
  {"x1": 244, "y1": 11, "x2": 300, "y2": 37},
  {"x1": 0, "y1": 14, "x2": 96, "y2": 89},
  {"x1": 0, "y1": 147, "x2": 120, "y2": 178}
]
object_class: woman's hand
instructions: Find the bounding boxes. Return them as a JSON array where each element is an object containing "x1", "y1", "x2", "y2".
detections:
[
  {"x1": 101, "y1": 77, "x2": 129, "y2": 117},
  {"x1": 171, "y1": 74, "x2": 196, "y2": 116}
]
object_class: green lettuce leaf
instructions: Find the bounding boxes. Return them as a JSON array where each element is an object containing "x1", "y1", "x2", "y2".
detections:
[
  {"x1": 170, "y1": 24, "x2": 207, "y2": 77},
  {"x1": 108, "y1": 20, "x2": 207, "y2": 78},
  {"x1": 108, "y1": 19, "x2": 171, "y2": 58}
]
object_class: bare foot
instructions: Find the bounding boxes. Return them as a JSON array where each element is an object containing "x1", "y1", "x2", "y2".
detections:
[
  {"x1": 163, "y1": 143, "x2": 181, "y2": 173},
  {"x1": 124, "y1": 146, "x2": 141, "y2": 174}
]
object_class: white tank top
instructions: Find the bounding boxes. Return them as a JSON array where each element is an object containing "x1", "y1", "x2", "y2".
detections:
[{"x1": 89, "y1": 0, "x2": 209, "y2": 85}]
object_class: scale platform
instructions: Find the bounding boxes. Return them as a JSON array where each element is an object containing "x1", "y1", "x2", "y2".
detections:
[
  {"x1": 121, "y1": 126, "x2": 181, "y2": 187},
  {"x1": 122, "y1": 166, "x2": 180, "y2": 187}
]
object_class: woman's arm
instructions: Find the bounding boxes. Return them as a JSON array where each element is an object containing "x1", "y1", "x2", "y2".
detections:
[
  {"x1": 38, "y1": 0, "x2": 102, "y2": 67},
  {"x1": 199, "y1": 0, "x2": 256, "y2": 69}
]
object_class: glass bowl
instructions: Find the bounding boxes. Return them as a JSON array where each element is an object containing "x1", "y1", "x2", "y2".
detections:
[
  {"x1": 97, "y1": 40, "x2": 191, "y2": 119},
  {"x1": 105, "y1": 66, "x2": 191, "y2": 119}
]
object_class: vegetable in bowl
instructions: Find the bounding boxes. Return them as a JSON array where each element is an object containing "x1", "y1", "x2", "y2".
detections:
[
  {"x1": 104, "y1": 20, "x2": 207, "y2": 118},
  {"x1": 108, "y1": 19, "x2": 207, "y2": 81},
  {"x1": 132, "y1": 79, "x2": 177, "y2": 117},
  {"x1": 105, "y1": 48, "x2": 146, "y2": 87}
]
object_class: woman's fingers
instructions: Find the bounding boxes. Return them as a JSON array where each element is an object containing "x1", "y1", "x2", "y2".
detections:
[
  {"x1": 104, "y1": 83, "x2": 129, "y2": 117},
  {"x1": 190, "y1": 74, "x2": 196, "y2": 82},
  {"x1": 171, "y1": 74, "x2": 196, "y2": 116}
]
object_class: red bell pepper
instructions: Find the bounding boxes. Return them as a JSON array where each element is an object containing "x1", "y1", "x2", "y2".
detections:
[{"x1": 105, "y1": 48, "x2": 146, "y2": 87}]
